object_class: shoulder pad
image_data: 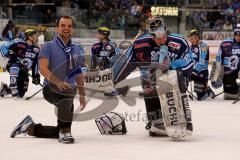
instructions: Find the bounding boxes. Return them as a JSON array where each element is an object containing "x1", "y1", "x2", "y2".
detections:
[
  {"x1": 221, "y1": 38, "x2": 233, "y2": 47},
  {"x1": 169, "y1": 33, "x2": 184, "y2": 38},
  {"x1": 108, "y1": 40, "x2": 117, "y2": 47},
  {"x1": 200, "y1": 41, "x2": 208, "y2": 50}
]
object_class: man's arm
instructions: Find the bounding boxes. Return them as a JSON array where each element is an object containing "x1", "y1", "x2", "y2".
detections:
[{"x1": 75, "y1": 73, "x2": 86, "y2": 110}]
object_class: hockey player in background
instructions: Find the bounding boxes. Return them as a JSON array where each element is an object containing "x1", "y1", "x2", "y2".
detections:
[
  {"x1": 112, "y1": 17, "x2": 193, "y2": 137},
  {"x1": 188, "y1": 29, "x2": 215, "y2": 100},
  {"x1": 0, "y1": 29, "x2": 40, "y2": 98},
  {"x1": 210, "y1": 27, "x2": 240, "y2": 100},
  {"x1": 90, "y1": 25, "x2": 129, "y2": 96}
]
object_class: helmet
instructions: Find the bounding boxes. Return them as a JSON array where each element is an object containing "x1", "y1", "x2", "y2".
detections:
[
  {"x1": 25, "y1": 29, "x2": 37, "y2": 37},
  {"x1": 95, "y1": 112, "x2": 127, "y2": 135},
  {"x1": 188, "y1": 29, "x2": 199, "y2": 37},
  {"x1": 97, "y1": 26, "x2": 110, "y2": 36},
  {"x1": 146, "y1": 16, "x2": 167, "y2": 33},
  {"x1": 150, "y1": 27, "x2": 167, "y2": 38},
  {"x1": 234, "y1": 27, "x2": 240, "y2": 36}
]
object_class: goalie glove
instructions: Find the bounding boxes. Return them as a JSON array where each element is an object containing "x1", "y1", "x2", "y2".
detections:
[{"x1": 211, "y1": 80, "x2": 222, "y2": 89}]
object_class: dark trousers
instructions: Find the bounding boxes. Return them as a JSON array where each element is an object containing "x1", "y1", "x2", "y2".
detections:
[
  {"x1": 32, "y1": 86, "x2": 75, "y2": 138},
  {"x1": 144, "y1": 96, "x2": 162, "y2": 122},
  {"x1": 223, "y1": 71, "x2": 239, "y2": 95}
]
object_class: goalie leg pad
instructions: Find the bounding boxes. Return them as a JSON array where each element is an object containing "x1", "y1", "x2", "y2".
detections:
[
  {"x1": 156, "y1": 70, "x2": 192, "y2": 138},
  {"x1": 209, "y1": 61, "x2": 223, "y2": 82}
]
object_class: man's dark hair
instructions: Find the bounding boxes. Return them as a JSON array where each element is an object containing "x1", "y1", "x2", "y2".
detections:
[{"x1": 56, "y1": 16, "x2": 75, "y2": 27}]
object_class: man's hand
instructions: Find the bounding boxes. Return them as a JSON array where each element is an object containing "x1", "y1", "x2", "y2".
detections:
[
  {"x1": 56, "y1": 81, "x2": 72, "y2": 91},
  {"x1": 79, "y1": 96, "x2": 86, "y2": 111}
]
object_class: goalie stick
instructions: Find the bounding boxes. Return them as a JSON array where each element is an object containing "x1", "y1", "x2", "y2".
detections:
[{"x1": 25, "y1": 87, "x2": 43, "y2": 100}]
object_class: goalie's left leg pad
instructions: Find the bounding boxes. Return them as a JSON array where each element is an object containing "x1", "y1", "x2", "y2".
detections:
[{"x1": 156, "y1": 70, "x2": 192, "y2": 139}]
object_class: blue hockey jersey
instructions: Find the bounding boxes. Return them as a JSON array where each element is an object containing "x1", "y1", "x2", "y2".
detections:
[{"x1": 216, "y1": 38, "x2": 240, "y2": 75}]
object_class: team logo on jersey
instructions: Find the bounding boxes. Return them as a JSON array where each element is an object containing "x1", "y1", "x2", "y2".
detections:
[
  {"x1": 168, "y1": 41, "x2": 181, "y2": 50},
  {"x1": 104, "y1": 44, "x2": 114, "y2": 52},
  {"x1": 136, "y1": 52, "x2": 145, "y2": 61},
  {"x1": 10, "y1": 77, "x2": 17, "y2": 84},
  {"x1": 134, "y1": 42, "x2": 150, "y2": 49}
]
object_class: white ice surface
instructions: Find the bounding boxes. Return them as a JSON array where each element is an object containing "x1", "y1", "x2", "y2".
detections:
[{"x1": 0, "y1": 71, "x2": 240, "y2": 160}]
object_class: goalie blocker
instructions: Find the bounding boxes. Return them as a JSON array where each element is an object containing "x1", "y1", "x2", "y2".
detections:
[{"x1": 156, "y1": 69, "x2": 192, "y2": 139}]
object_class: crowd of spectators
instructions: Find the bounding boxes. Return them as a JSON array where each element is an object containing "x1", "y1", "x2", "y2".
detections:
[
  {"x1": 6, "y1": 0, "x2": 151, "y2": 30},
  {"x1": 3, "y1": 0, "x2": 240, "y2": 32},
  {"x1": 193, "y1": 0, "x2": 240, "y2": 31}
]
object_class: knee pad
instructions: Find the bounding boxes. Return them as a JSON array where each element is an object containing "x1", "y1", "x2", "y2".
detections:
[{"x1": 9, "y1": 65, "x2": 20, "y2": 96}]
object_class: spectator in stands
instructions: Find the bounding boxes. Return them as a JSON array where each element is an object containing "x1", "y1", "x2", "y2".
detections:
[
  {"x1": 1, "y1": 20, "x2": 15, "y2": 41},
  {"x1": 223, "y1": 19, "x2": 233, "y2": 30},
  {"x1": 42, "y1": 9, "x2": 55, "y2": 25},
  {"x1": 231, "y1": 0, "x2": 240, "y2": 13},
  {"x1": 130, "y1": 1, "x2": 142, "y2": 17},
  {"x1": 218, "y1": 0, "x2": 229, "y2": 10},
  {"x1": 118, "y1": 0, "x2": 130, "y2": 10},
  {"x1": 214, "y1": 19, "x2": 224, "y2": 30}
]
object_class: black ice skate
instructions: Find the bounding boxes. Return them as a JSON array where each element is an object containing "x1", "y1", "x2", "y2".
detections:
[
  {"x1": 148, "y1": 120, "x2": 168, "y2": 137},
  {"x1": 0, "y1": 82, "x2": 10, "y2": 97},
  {"x1": 10, "y1": 115, "x2": 34, "y2": 138},
  {"x1": 59, "y1": 132, "x2": 75, "y2": 144},
  {"x1": 186, "y1": 123, "x2": 193, "y2": 136}
]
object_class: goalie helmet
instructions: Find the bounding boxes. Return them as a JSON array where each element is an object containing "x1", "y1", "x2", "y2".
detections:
[
  {"x1": 150, "y1": 27, "x2": 167, "y2": 38},
  {"x1": 146, "y1": 16, "x2": 167, "y2": 33},
  {"x1": 95, "y1": 112, "x2": 127, "y2": 135}
]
